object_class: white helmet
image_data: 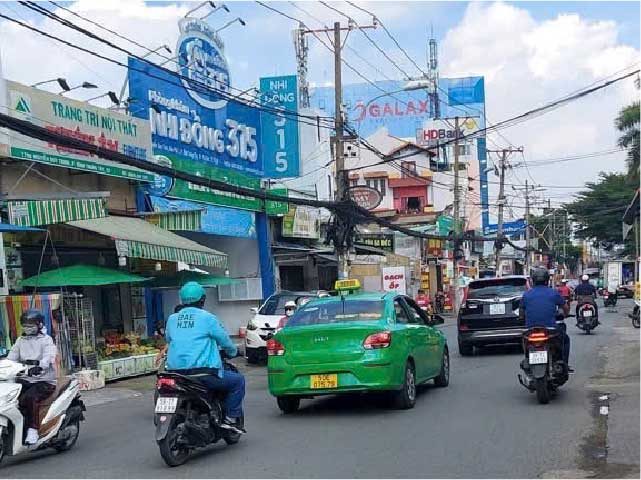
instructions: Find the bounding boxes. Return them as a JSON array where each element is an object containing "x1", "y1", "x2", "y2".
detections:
[
  {"x1": 581, "y1": 274, "x2": 589, "y2": 281},
  {"x1": 284, "y1": 300, "x2": 297, "y2": 309}
]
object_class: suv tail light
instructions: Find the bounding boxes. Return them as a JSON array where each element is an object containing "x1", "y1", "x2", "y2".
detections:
[
  {"x1": 267, "y1": 338, "x2": 285, "y2": 356},
  {"x1": 156, "y1": 377, "x2": 176, "y2": 389},
  {"x1": 363, "y1": 331, "x2": 392, "y2": 349}
]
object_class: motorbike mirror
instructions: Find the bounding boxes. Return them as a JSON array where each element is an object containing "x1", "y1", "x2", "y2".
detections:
[
  {"x1": 430, "y1": 315, "x2": 445, "y2": 325},
  {"x1": 24, "y1": 359, "x2": 40, "y2": 366}
]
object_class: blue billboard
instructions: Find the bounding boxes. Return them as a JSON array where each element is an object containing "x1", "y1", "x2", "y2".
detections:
[
  {"x1": 128, "y1": 18, "x2": 263, "y2": 178},
  {"x1": 484, "y1": 219, "x2": 527, "y2": 236},
  {"x1": 309, "y1": 76, "x2": 489, "y2": 230},
  {"x1": 260, "y1": 75, "x2": 300, "y2": 178}
]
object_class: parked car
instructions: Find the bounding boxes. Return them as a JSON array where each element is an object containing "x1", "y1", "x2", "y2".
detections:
[
  {"x1": 245, "y1": 290, "x2": 329, "y2": 364},
  {"x1": 616, "y1": 283, "x2": 635, "y2": 299},
  {"x1": 268, "y1": 281, "x2": 449, "y2": 413},
  {"x1": 457, "y1": 275, "x2": 530, "y2": 356}
]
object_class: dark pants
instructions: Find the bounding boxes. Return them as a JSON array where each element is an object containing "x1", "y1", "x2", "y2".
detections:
[
  {"x1": 557, "y1": 323, "x2": 571, "y2": 366},
  {"x1": 18, "y1": 381, "x2": 55, "y2": 429},
  {"x1": 198, "y1": 370, "x2": 245, "y2": 418}
]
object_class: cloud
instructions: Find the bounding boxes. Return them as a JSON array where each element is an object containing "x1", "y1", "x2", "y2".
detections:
[{"x1": 440, "y1": 2, "x2": 639, "y2": 214}]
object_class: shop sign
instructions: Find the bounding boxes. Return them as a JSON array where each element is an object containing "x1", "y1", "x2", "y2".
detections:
[
  {"x1": 265, "y1": 188, "x2": 289, "y2": 215},
  {"x1": 356, "y1": 233, "x2": 394, "y2": 252},
  {"x1": 260, "y1": 75, "x2": 300, "y2": 178},
  {"x1": 128, "y1": 18, "x2": 263, "y2": 179},
  {"x1": 282, "y1": 205, "x2": 320, "y2": 239},
  {"x1": 149, "y1": 195, "x2": 256, "y2": 239},
  {"x1": 5, "y1": 80, "x2": 154, "y2": 182},
  {"x1": 382, "y1": 266, "x2": 406, "y2": 295},
  {"x1": 426, "y1": 238, "x2": 444, "y2": 257},
  {"x1": 348, "y1": 185, "x2": 382, "y2": 210},
  {"x1": 416, "y1": 118, "x2": 479, "y2": 147},
  {"x1": 483, "y1": 219, "x2": 526, "y2": 235},
  {"x1": 437, "y1": 215, "x2": 455, "y2": 236}
]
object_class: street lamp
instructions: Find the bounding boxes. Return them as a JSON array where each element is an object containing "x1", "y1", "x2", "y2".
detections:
[
  {"x1": 85, "y1": 91, "x2": 120, "y2": 106},
  {"x1": 215, "y1": 17, "x2": 246, "y2": 33},
  {"x1": 59, "y1": 81, "x2": 98, "y2": 95},
  {"x1": 117, "y1": 44, "x2": 172, "y2": 103},
  {"x1": 184, "y1": 1, "x2": 216, "y2": 18},
  {"x1": 200, "y1": 3, "x2": 230, "y2": 20},
  {"x1": 31, "y1": 77, "x2": 70, "y2": 91},
  {"x1": 361, "y1": 81, "x2": 426, "y2": 111}
]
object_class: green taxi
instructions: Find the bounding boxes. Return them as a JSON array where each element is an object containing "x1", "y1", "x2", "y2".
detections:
[{"x1": 267, "y1": 281, "x2": 449, "y2": 413}]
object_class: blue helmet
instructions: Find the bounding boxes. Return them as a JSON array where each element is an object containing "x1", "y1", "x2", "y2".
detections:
[{"x1": 179, "y1": 281, "x2": 206, "y2": 305}]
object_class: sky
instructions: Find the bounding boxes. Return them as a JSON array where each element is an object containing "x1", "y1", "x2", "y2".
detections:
[{"x1": 0, "y1": 0, "x2": 639, "y2": 221}]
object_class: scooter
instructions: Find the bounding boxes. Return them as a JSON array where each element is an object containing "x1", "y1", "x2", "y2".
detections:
[
  {"x1": 518, "y1": 313, "x2": 570, "y2": 404},
  {"x1": 603, "y1": 290, "x2": 617, "y2": 308},
  {"x1": 154, "y1": 354, "x2": 244, "y2": 467},
  {"x1": 576, "y1": 302, "x2": 599, "y2": 334},
  {"x1": 629, "y1": 300, "x2": 640, "y2": 329},
  {"x1": 0, "y1": 358, "x2": 85, "y2": 464}
]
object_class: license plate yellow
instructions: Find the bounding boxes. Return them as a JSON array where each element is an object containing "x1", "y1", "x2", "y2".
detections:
[{"x1": 310, "y1": 374, "x2": 338, "y2": 389}]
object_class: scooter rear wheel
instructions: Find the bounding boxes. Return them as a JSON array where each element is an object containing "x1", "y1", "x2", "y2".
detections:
[
  {"x1": 535, "y1": 378, "x2": 550, "y2": 404},
  {"x1": 158, "y1": 415, "x2": 190, "y2": 467}
]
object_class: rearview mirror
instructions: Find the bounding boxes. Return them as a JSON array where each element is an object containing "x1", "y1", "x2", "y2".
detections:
[
  {"x1": 431, "y1": 315, "x2": 444, "y2": 326},
  {"x1": 250, "y1": 307, "x2": 258, "y2": 314}
]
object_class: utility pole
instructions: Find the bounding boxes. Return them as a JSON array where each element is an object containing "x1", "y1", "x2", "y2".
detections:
[
  {"x1": 487, "y1": 147, "x2": 523, "y2": 276},
  {"x1": 452, "y1": 116, "x2": 461, "y2": 314},
  {"x1": 512, "y1": 181, "x2": 544, "y2": 274},
  {"x1": 299, "y1": 21, "x2": 376, "y2": 280}
]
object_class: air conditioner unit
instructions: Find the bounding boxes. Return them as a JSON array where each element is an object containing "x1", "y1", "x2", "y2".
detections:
[{"x1": 217, "y1": 277, "x2": 263, "y2": 302}]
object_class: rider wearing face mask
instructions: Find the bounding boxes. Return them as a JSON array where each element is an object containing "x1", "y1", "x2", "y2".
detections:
[
  {"x1": 7, "y1": 310, "x2": 58, "y2": 445},
  {"x1": 277, "y1": 300, "x2": 298, "y2": 331}
]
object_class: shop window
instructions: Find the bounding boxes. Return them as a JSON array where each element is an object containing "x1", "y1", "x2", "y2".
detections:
[
  {"x1": 406, "y1": 196, "x2": 422, "y2": 212},
  {"x1": 350, "y1": 178, "x2": 359, "y2": 187},
  {"x1": 366, "y1": 177, "x2": 386, "y2": 196}
]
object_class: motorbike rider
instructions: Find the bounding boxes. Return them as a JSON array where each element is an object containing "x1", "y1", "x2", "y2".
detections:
[
  {"x1": 277, "y1": 300, "x2": 298, "y2": 331},
  {"x1": 7, "y1": 310, "x2": 58, "y2": 445},
  {"x1": 575, "y1": 274, "x2": 598, "y2": 318},
  {"x1": 162, "y1": 282, "x2": 245, "y2": 434},
  {"x1": 520, "y1": 268, "x2": 572, "y2": 370},
  {"x1": 556, "y1": 280, "x2": 572, "y2": 304}
]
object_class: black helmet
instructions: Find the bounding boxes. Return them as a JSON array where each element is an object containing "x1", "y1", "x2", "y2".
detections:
[
  {"x1": 20, "y1": 309, "x2": 44, "y2": 336},
  {"x1": 530, "y1": 267, "x2": 550, "y2": 286}
]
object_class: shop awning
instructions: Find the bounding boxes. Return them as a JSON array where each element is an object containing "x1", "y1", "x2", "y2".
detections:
[
  {"x1": 141, "y1": 209, "x2": 203, "y2": 231},
  {"x1": 0, "y1": 222, "x2": 45, "y2": 232},
  {"x1": 20, "y1": 265, "x2": 149, "y2": 287},
  {"x1": 149, "y1": 271, "x2": 239, "y2": 289},
  {"x1": 67, "y1": 216, "x2": 228, "y2": 268},
  {"x1": 7, "y1": 198, "x2": 107, "y2": 227}
]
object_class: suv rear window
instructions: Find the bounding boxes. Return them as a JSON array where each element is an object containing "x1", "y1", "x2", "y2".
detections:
[
  {"x1": 468, "y1": 278, "x2": 528, "y2": 299},
  {"x1": 259, "y1": 294, "x2": 314, "y2": 315},
  {"x1": 287, "y1": 300, "x2": 384, "y2": 327}
]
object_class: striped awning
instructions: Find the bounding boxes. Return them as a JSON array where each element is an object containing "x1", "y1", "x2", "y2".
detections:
[
  {"x1": 67, "y1": 216, "x2": 227, "y2": 268},
  {"x1": 7, "y1": 198, "x2": 107, "y2": 227},
  {"x1": 142, "y1": 209, "x2": 202, "y2": 231}
]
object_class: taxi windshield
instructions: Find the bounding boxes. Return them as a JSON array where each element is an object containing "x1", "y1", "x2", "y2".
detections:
[{"x1": 286, "y1": 299, "x2": 385, "y2": 327}]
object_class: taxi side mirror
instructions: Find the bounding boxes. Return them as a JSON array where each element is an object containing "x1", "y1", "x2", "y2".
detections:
[
  {"x1": 250, "y1": 307, "x2": 258, "y2": 314},
  {"x1": 430, "y1": 315, "x2": 444, "y2": 326}
]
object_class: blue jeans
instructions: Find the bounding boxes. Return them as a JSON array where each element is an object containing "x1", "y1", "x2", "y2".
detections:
[{"x1": 199, "y1": 370, "x2": 245, "y2": 418}]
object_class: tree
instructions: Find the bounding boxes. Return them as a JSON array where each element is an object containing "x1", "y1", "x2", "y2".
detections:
[
  {"x1": 615, "y1": 101, "x2": 640, "y2": 183},
  {"x1": 564, "y1": 172, "x2": 637, "y2": 250}
]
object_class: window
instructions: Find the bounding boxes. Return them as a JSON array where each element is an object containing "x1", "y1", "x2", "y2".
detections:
[
  {"x1": 404, "y1": 298, "x2": 429, "y2": 325},
  {"x1": 457, "y1": 144, "x2": 471, "y2": 156},
  {"x1": 401, "y1": 161, "x2": 417, "y2": 177},
  {"x1": 258, "y1": 293, "x2": 313, "y2": 315},
  {"x1": 467, "y1": 278, "x2": 528, "y2": 299},
  {"x1": 287, "y1": 300, "x2": 385, "y2": 327},
  {"x1": 394, "y1": 299, "x2": 410, "y2": 324},
  {"x1": 406, "y1": 196, "x2": 422, "y2": 212},
  {"x1": 350, "y1": 178, "x2": 359, "y2": 187},
  {"x1": 366, "y1": 178, "x2": 386, "y2": 196}
]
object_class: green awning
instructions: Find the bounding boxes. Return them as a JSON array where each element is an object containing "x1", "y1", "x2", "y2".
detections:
[
  {"x1": 7, "y1": 198, "x2": 107, "y2": 227},
  {"x1": 142, "y1": 209, "x2": 202, "y2": 231},
  {"x1": 20, "y1": 265, "x2": 149, "y2": 287},
  {"x1": 67, "y1": 216, "x2": 227, "y2": 268},
  {"x1": 149, "y1": 271, "x2": 240, "y2": 289}
]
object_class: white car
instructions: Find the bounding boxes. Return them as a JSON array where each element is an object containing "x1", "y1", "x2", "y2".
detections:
[{"x1": 245, "y1": 291, "x2": 328, "y2": 364}]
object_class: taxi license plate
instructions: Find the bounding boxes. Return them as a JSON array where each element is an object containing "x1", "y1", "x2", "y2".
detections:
[
  {"x1": 310, "y1": 374, "x2": 338, "y2": 389},
  {"x1": 529, "y1": 351, "x2": 548, "y2": 365},
  {"x1": 490, "y1": 303, "x2": 505, "y2": 315},
  {"x1": 155, "y1": 397, "x2": 178, "y2": 414}
]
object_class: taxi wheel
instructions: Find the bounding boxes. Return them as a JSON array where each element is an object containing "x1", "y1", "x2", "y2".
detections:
[
  {"x1": 434, "y1": 348, "x2": 450, "y2": 387},
  {"x1": 277, "y1": 396, "x2": 300, "y2": 414},
  {"x1": 393, "y1": 361, "x2": 416, "y2": 410}
]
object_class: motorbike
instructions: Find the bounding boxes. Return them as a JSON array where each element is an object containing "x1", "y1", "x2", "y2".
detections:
[
  {"x1": 518, "y1": 313, "x2": 570, "y2": 404},
  {"x1": 434, "y1": 292, "x2": 445, "y2": 314},
  {"x1": 0, "y1": 358, "x2": 85, "y2": 464},
  {"x1": 576, "y1": 301, "x2": 598, "y2": 334},
  {"x1": 154, "y1": 355, "x2": 244, "y2": 467},
  {"x1": 629, "y1": 300, "x2": 640, "y2": 329},
  {"x1": 603, "y1": 290, "x2": 617, "y2": 308}
]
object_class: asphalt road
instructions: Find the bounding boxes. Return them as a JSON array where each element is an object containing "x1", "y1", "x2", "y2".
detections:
[{"x1": 2, "y1": 300, "x2": 639, "y2": 478}]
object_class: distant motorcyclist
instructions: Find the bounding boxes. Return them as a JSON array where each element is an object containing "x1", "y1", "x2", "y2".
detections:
[
  {"x1": 556, "y1": 280, "x2": 572, "y2": 304},
  {"x1": 277, "y1": 300, "x2": 298, "y2": 331},
  {"x1": 7, "y1": 310, "x2": 58, "y2": 445},
  {"x1": 575, "y1": 274, "x2": 598, "y2": 317},
  {"x1": 162, "y1": 282, "x2": 245, "y2": 434},
  {"x1": 520, "y1": 268, "x2": 572, "y2": 369}
]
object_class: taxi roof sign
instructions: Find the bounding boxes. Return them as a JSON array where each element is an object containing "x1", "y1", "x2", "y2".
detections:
[{"x1": 334, "y1": 279, "x2": 361, "y2": 292}]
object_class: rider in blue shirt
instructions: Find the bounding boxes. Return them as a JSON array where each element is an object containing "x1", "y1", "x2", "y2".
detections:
[
  {"x1": 520, "y1": 268, "x2": 571, "y2": 368},
  {"x1": 164, "y1": 282, "x2": 245, "y2": 433}
]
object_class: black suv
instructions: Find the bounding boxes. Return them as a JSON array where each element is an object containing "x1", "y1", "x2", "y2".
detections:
[{"x1": 457, "y1": 276, "x2": 530, "y2": 355}]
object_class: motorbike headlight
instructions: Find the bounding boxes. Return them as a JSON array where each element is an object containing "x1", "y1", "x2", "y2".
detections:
[
  {"x1": 247, "y1": 320, "x2": 258, "y2": 331},
  {"x1": 0, "y1": 384, "x2": 21, "y2": 404}
]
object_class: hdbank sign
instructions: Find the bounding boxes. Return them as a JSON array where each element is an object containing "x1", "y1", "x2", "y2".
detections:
[{"x1": 128, "y1": 18, "x2": 262, "y2": 179}]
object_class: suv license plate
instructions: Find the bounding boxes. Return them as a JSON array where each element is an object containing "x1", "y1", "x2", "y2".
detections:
[
  {"x1": 490, "y1": 303, "x2": 505, "y2": 315},
  {"x1": 155, "y1": 397, "x2": 178, "y2": 414},
  {"x1": 529, "y1": 351, "x2": 548, "y2": 365}
]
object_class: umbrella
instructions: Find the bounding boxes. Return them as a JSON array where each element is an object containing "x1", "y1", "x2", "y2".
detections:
[
  {"x1": 20, "y1": 265, "x2": 149, "y2": 287},
  {"x1": 149, "y1": 270, "x2": 239, "y2": 289}
]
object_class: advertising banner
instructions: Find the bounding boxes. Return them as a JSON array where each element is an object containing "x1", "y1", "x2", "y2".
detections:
[
  {"x1": 356, "y1": 233, "x2": 394, "y2": 252},
  {"x1": 382, "y1": 266, "x2": 406, "y2": 295},
  {"x1": 5, "y1": 81, "x2": 154, "y2": 182},
  {"x1": 484, "y1": 219, "x2": 527, "y2": 235},
  {"x1": 281, "y1": 205, "x2": 320, "y2": 239},
  {"x1": 260, "y1": 75, "x2": 300, "y2": 178}
]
